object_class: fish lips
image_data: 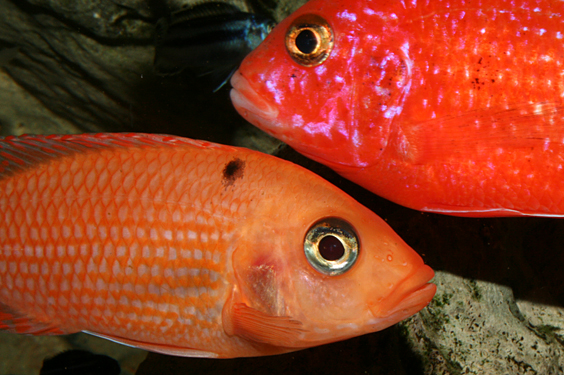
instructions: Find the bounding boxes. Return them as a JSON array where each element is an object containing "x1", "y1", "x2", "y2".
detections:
[
  {"x1": 369, "y1": 265, "x2": 436, "y2": 325},
  {"x1": 230, "y1": 70, "x2": 366, "y2": 170},
  {"x1": 230, "y1": 70, "x2": 280, "y2": 129}
]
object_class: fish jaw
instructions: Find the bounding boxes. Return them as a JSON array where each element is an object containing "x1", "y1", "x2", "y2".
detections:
[
  {"x1": 298, "y1": 264, "x2": 436, "y2": 346},
  {"x1": 230, "y1": 70, "x2": 360, "y2": 170},
  {"x1": 291, "y1": 264, "x2": 436, "y2": 348},
  {"x1": 230, "y1": 71, "x2": 280, "y2": 128},
  {"x1": 368, "y1": 264, "x2": 436, "y2": 331}
]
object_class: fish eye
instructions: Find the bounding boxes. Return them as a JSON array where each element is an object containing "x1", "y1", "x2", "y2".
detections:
[
  {"x1": 304, "y1": 218, "x2": 359, "y2": 276},
  {"x1": 285, "y1": 14, "x2": 334, "y2": 67}
]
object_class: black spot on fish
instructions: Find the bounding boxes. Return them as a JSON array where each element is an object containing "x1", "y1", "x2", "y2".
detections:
[{"x1": 222, "y1": 158, "x2": 245, "y2": 187}]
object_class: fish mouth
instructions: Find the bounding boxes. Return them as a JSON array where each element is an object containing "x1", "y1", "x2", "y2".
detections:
[
  {"x1": 229, "y1": 71, "x2": 362, "y2": 169},
  {"x1": 370, "y1": 265, "x2": 436, "y2": 322},
  {"x1": 230, "y1": 70, "x2": 280, "y2": 129}
]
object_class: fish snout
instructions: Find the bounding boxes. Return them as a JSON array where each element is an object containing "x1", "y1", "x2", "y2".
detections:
[
  {"x1": 230, "y1": 71, "x2": 279, "y2": 127},
  {"x1": 369, "y1": 265, "x2": 436, "y2": 321}
]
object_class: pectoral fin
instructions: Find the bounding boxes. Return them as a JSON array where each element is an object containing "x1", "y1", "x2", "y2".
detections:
[
  {"x1": 0, "y1": 302, "x2": 66, "y2": 335},
  {"x1": 226, "y1": 302, "x2": 305, "y2": 348},
  {"x1": 403, "y1": 101, "x2": 564, "y2": 163}
]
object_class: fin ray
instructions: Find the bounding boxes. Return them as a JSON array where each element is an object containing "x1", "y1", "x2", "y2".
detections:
[
  {"x1": 230, "y1": 303, "x2": 305, "y2": 348},
  {"x1": 83, "y1": 331, "x2": 220, "y2": 358},
  {"x1": 0, "y1": 302, "x2": 67, "y2": 335},
  {"x1": 0, "y1": 133, "x2": 229, "y2": 177}
]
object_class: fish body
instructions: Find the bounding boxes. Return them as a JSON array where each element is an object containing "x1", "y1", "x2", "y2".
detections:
[
  {"x1": 155, "y1": 2, "x2": 275, "y2": 91},
  {"x1": 0, "y1": 133, "x2": 434, "y2": 358},
  {"x1": 231, "y1": 0, "x2": 564, "y2": 217}
]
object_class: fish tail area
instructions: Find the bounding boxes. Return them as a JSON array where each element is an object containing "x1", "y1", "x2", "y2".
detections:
[
  {"x1": 0, "y1": 301, "x2": 66, "y2": 335},
  {"x1": 402, "y1": 101, "x2": 564, "y2": 163},
  {"x1": 0, "y1": 133, "x2": 229, "y2": 177}
]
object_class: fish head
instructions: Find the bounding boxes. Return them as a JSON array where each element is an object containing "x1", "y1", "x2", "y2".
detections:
[
  {"x1": 230, "y1": 1, "x2": 411, "y2": 170},
  {"x1": 228, "y1": 167, "x2": 435, "y2": 349}
]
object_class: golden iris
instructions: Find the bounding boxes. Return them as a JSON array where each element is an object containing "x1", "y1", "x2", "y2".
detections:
[{"x1": 285, "y1": 14, "x2": 334, "y2": 67}]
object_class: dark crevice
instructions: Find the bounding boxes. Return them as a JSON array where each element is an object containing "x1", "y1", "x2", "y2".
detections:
[
  {"x1": 6, "y1": 0, "x2": 158, "y2": 46},
  {"x1": 3, "y1": 30, "x2": 136, "y2": 129}
]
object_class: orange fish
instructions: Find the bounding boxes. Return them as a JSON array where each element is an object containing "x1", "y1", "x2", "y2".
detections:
[
  {"x1": 0, "y1": 133, "x2": 435, "y2": 358},
  {"x1": 231, "y1": 0, "x2": 564, "y2": 217}
]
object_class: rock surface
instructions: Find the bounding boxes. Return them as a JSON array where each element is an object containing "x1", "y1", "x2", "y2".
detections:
[
  {"x1": 0, "y1": 0, "x2": 301, "y2": 143},
  {"x1": 1, "y1": 0, "x2": 564, "y2": 374}
]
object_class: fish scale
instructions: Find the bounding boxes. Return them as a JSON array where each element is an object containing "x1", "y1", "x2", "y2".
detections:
[
  {"x1": 0, "y1": 134, "x2": 248, "y2": 353},
  {"x1": 400, "y1": 3, "x2": 564, "y2": 120},
  {"x1": 0, "y1": 133, "x2": 435, "y2": 358}
]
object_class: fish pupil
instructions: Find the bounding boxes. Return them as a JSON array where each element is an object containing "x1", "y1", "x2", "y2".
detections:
[
  {"x1": 318, "y1": 235, "x2": 344, "y2": 261},
  {"x1": 295, "y1": 29, "x2": 317, "y2": 54}
]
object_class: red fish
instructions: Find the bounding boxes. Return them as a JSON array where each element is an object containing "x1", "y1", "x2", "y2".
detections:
[
  {"x1": 0, "y1": 133, "x2": 435, "y2": 358},
  {"x1": 231, "y1": 0, "x2": 564, "y2": 217}
]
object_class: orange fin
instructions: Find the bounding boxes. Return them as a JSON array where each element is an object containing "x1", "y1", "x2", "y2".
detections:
[
  {"x1": 0, "y1": 133, "x2": 230, "y2": 177},
  {"x1": 403, "y1": 101, "x2": 564, "y2": 163},
  {"x1": 0, "y1": 302, "x2": 67, "y2": 335},
  {"x1": 230, "y1": 303, "x2": 305, "y2": 348},
  {"x1": 83, "y1": 331, "x2": 220, "y2": 358}
]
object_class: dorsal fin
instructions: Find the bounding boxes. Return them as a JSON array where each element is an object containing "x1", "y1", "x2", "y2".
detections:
[
  {"x1": 402, "y1": 101, "x2": 564, "y2": 163},
  {"x1": 155, "y1": 2, "x2": 243, "y2": 48},
  {"x1": 155, "y1": 2, "x2": 243, "y2": 46},
  {"x1": 171, "y1": 2, "x2": 242, "y2": 23},
  {"x1": 0, "y1": 302, "x2": 67, "y2": 335},
  {"x1": 0, "y1": 133, "x2": 226, "y2": 177}
]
